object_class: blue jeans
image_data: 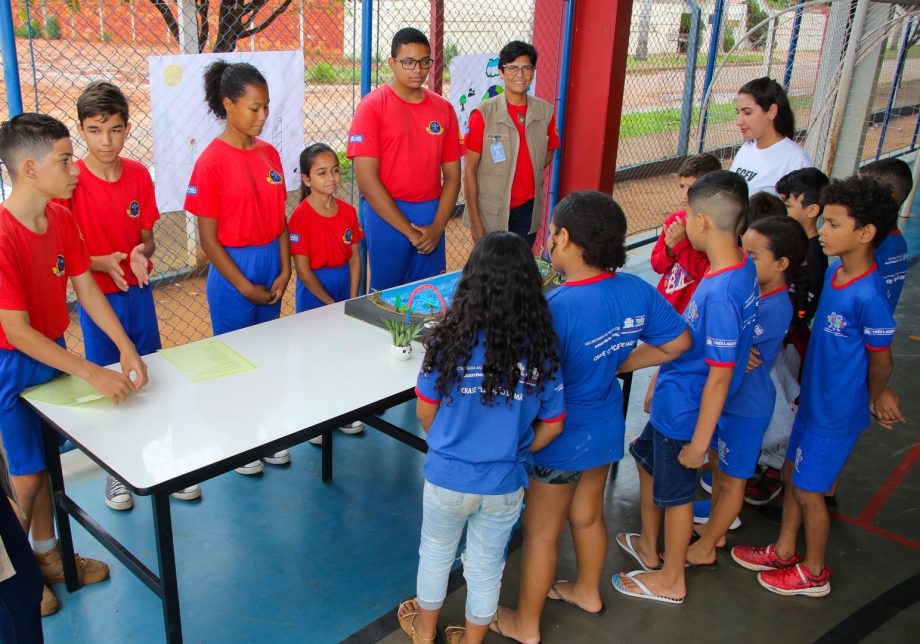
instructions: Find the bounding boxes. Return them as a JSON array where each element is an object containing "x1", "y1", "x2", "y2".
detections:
[{"x1": 416, "y1": 481, "x2": 524, "y2": 625}]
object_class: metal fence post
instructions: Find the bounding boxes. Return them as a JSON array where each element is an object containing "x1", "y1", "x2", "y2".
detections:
[
  {"x1": 697, "y1": 0, "x2": 725, "y2": 152},
  {"x1": 0, "y1": 0, "x2": 23, "y2": 118},
  {"x1": 875, "y1": 17, "x2": 913, "y2": 160},
  {"x1": 357, "y1": 0, "x2": 374, "y2": 294},
  {"x1": 547, "y1": 0, "x2": 577, "y2": 236},
  {"x1": 783, "y1": 0, "x2": 803, "y2": 90},
  {"x1": 677, "y1": 0, "x2": 701, "y2": 157}
]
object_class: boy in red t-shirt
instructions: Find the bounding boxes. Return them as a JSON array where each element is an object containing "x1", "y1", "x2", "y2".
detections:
[
  {"x1": 347, "y1": 27, "x2": 462, "y2": 291},
  {"x1": 59, "y1": 82, "x2": 199, "y2": 510},
  {"x1": 0, "y1": 114, "x2": 148, "y2": 616}
]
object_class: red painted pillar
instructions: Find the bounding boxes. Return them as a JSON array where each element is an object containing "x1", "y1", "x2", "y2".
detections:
[
  {"x1": 429, "y1": 0, "x2": 445, "y2": 94},
  {"x1": 557, "y1": 0, "x2": 634, "y2": 195}
]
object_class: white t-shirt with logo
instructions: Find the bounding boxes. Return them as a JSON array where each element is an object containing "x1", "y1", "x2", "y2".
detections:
[{"x1": 729, "y1": 137, "x2": 813, "y2": 195}]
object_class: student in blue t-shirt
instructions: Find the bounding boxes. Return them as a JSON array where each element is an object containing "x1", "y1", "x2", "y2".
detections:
[
  {"x1": 687, "y1": 216, "x2": 807, "y2": 564},
  {"x1": 732, "y1": 177, "x2": 904, "y2": 598},
  {"x1": 859, "y1": 158, "x2": 912, "y2": 312},
  {"x1": 613, "y1": 171, "x2": 757, "y2": 605},
  {"x1": 491, "y1": 192, "x2": 689, "y2": 643},
  {"x1": 397, "y1": 232, "x2": 565, "y2": 644}
]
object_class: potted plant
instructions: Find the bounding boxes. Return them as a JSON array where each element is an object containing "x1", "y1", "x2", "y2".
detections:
[{"x1": 382, "y1": 317, "x2": 424, "y2": 360}]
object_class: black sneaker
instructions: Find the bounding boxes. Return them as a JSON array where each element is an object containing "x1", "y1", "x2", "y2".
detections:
[
  {"x1": 105, "y1": 475, "x2": 133, "y2": 511},
  {"x1": 744, "y1": 467, "x2": 783, "y2": 506}
]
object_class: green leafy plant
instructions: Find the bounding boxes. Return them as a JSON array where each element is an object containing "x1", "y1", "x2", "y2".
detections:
[
  {"x1": 723, "y1": 31, "x2": 736, "y2": 53},
  {"x1": 45, "y1": 16, "x2": 61, "y2": 39},
  {"x1": 336, "y1": 150, "x2": 352, "y2": 179},
  {"x1": 746, "y1": 0, "x2": 769, "y2": 50},
  {"x1": 443, "y1": 41, "x2": 460, "y2": 68},
  {"x1": 14, "y1": 8, "x2": 41, "y2": 38},
  {"x1": 309, "y1": 62, "x2": 337, "y2": 84},
  {"x1": 382, "y1": 318, "x2": 424, "y2": 348}
]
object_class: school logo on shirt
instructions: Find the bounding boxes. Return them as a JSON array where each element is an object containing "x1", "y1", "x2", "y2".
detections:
[
  {"x1": 754, "y1": 323, "x2": 765, "y2": 337},
  {"x1": 343, "y1": 228, "x2": 354, "y2": 244},
  {"x1": 126, "y1": 200, "x2": 140, "y2": 218},
  {"x1": 426, "y1": 121, "x2": 443, "y2": 135},
  {"x1": 622, "y1": 315, "x2": 645, "y2": 330},
  {"x1": 289, "y1": 233, "x2": 301, "y2": 243},
  {"x1": 684, "y1": 300, "x2": 699, "y2": 328},
  {"x1": 825, "y1": 312, "x2": 847, "y2": 336},
  {"x1": 186, "y1": 185, "x2": 198, "y2": 196},
  {"x1": 266, "y1": 169, "x2": 283, "y2": 185},
  {"x1": 349, "y1": 134, "x2": 364, "y2": 143},
  {"x1": 52, "y1": 255, "x2": 65, "y2": 277}
]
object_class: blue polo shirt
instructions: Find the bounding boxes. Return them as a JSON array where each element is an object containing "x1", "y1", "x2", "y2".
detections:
[
  {"x1": 796, "y1": 262, "x2": 895, "y2": 437},
  {"x1": 651, "y1": 254, "x2": 759, "y2": 441},
  {"x1": 534, "y1": 272, "x2": 685, "y2": 470},
  {"x1": 875, "y1": 230, "x2": 907, "y2": 312},
  {"x1": 724, "y1": 285, "x2": 793, "y2": 418},
  {"x1": 416, "y1": 338, "x2": 566, "y2": 495}
]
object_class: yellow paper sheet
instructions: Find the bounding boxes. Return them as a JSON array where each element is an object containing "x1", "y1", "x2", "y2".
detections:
[
  {"x1": 21, "y1": 376, "x2": 105, "y2": 406},
  {"x1": 158, "y1": 339, "x2": 256, "y2": 382}
]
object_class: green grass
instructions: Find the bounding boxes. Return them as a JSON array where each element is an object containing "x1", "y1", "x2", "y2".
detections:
[
  {"x1": 305, "y1": 63, "x2": 394, "y2": 85},
  {"x1": 619, "y1": 95, "x2": 812, "y2": 139},
  {"x1": 626, "y1": 52, "x2": 778, "y2": 72},
  {"x1": 883, "y1": 46, "x2": 920, "y2": 61}
]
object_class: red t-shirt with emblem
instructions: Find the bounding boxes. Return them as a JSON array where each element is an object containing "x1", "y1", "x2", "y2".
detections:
[
  {"x1": 55, "y1": 158, "x2": 160, "y2": 294},
  {"x1": 0, "y1": 202, "x2": 91, "y2": 350},
  {"x1": 288, "y1": 198, "x2": 364, "y2": 270},
  {"x1": 347, "y1": 85, "x2": 462, "y2": 202},
  {"x1": 465, "y1": 104, "x2": 560, "y2": 208},
  {"x1": 184, "y1": 138, "x2": 286, "y2": 247}
]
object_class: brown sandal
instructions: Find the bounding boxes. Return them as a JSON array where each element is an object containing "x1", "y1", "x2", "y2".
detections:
[{"x1": 398, "y1": 599, "x2": 438, "y2": 642}]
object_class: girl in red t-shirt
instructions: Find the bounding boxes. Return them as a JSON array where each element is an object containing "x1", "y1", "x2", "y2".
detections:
[{"x1": 289, "y1": 144, "x2": 363, "y2": 313}]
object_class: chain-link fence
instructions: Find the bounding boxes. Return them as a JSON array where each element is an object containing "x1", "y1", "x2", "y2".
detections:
[{"x1": 1, "y1": 0, "x2": 917, "y2": 358}]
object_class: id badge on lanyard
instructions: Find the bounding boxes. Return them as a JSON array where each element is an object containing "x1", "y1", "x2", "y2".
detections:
[{"x1": 488, "y1": 134, "x2": 507, "y2": 164}]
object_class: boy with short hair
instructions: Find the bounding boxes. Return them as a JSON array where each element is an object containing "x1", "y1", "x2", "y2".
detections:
[
  {"x1": 348, "y1": 27, "x2": 462, "y2": 291},
  {"x1": 746, "y1": 191, "x2": 786, "y2": 228},
  {"x1": 613, "y1": 171, "x2": 757, "y2": 604},
  {"x1": 732, "y1": 176, "x2": 903, "y2": 597},
  {"x1": 0, "y1": 113, "x2": 148, "y2": 615},
  {"x1": 650, "y1": 153, "x2": 722, "y2": 314},
  {"x1": 59, "y1": 81, "x2": 199, "y2": 511},
  {"x1": 859, "y1": 157, "x2": 911, "y2": 311}
]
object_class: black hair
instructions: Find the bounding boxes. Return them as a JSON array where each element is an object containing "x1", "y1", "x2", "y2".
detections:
[
  {"x1": 552, "y1": 190, "x2": 627, "y2": 271},
  {"x1": 687, "y1": 170, "x2": 750, "y2": 235},
  {"x1": 298, "y1": 143, "x2": 338, "y2": 201},
  {"x1": 860, "y1": 157, "x2": 913, "y2": 208},
  {"x1": 391, "y1": 27, "x2": 430, "y2": 58},
  {"x1": 203, "y1": 61, "x2": 267, "y2": 120},
  {"x1": 746, "y1": 192, "x2": 787, "y2": 230},
  {"x1": 776, "y1": 167, "x2": 829, "y2": 212},
  {"x1": 677, "y1": 152, "x2": 722, "y2": 179},
  {"x1": 499, "y1": 41, "x2": 538, "y2": 68},
  {"x1": 747, "y1": 216, "x2": 809, "y2": 324},
  {"x1": 821, "y1": 176, "x2": 898, "y2": 248},
  {"x1": 421, "y1": 232, "x2": 559, "y2": 405},
  {"x1": 738, "y1": 77, "x2": 795, "y2": 140},
  {"x1": 0, "y1": 113, "x2": 70, "y2": 179},
  {"x1": 77, "y1": 80, "x2": 129, "y2": 125}
]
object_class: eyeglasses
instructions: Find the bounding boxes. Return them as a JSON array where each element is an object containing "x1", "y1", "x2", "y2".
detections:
[
  {"x1": 502, "y1": 64, "x2": 535, "y2": 75},
  {"x1": 395, "y1": 57, "x2": 433, "y2": 70}
]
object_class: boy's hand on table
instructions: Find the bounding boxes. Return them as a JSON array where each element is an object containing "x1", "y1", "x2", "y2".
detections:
[
  {"x1": 871, "y1": 387, "x2": 905, "y2": 429},
  {"x1": 128, "y1": 244, "x2": 151, "y2": 287},
  {"x1": 119, "y1": 347, "x2": 148, "y2": 390},
  {"x1": 87, "y1": 364, "x2": 136, "y2": 404}
]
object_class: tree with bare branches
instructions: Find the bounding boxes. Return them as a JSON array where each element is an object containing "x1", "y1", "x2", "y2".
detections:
[{"x1": 148, "y1": 0, "x2": 293, "y2": 53}]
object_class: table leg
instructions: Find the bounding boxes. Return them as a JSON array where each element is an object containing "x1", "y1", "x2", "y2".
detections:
[
  {"x1": 41, "y1": 422, "x2": 80, "y2": 592},
  {"x1": 321, "y1": 429, "x2": 333, "y2": 482},
  {"x1": 152, "y1": 492, "x2": 183, "y2": 644}
]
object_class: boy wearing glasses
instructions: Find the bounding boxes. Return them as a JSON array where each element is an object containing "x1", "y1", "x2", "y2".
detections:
[
  {"x1": 348, "y1": 27, "x2": 462, "y2": 291},
  {"x1": 463, "y1": 41, "x2": 560, "y2": 249}
]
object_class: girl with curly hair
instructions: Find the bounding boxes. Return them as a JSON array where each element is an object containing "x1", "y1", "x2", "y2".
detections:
[
  {"x1": 398, "y1": 231, "x2": 566, "y2": 644},
  {"x1": 491, "y1": 191, "x2": 690, "y2": 643}
]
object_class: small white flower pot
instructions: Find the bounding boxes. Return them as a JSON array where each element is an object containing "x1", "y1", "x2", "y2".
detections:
[{"x1": 390, "y1": 344, "x2": 412, "y2": 361}]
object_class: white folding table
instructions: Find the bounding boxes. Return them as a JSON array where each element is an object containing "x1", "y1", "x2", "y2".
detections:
[{"x1": 26, "y1": 302, "x2": 427, "y2": 643}]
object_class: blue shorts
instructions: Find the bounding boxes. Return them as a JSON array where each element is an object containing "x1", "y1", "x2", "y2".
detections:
[
  {"x1": 363, "y1": 199, "x2": 445, "y2": 291},
  {"x1": 786, "y1": 417, "x2": 861, "y2": 493},
  {"x1": 629, "y1": 422, "x2": 696, "y2": 508},
  {"x1": 295, "y1": 264, "x2": 350, "y2": 313},
  {"x1": 78, "y1": 285, "x2": 161, "y2": 366},
  {"x1": 0, "y1": 338, "x2": 66, "y2": 476},
  {"x1": 207, "y1": 239, "x2": 282, "y2": 335},
  {"x1": 711, "y1": 412, "x2": 771, "y2": 480}
]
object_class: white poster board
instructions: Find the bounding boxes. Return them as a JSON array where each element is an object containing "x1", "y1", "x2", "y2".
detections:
[
  {"x1": 148, "y1": 50, "x2": 305, "y2": 213},
  {"x1": 447, "y1": 53, "x2": 536, "y2": 137}
]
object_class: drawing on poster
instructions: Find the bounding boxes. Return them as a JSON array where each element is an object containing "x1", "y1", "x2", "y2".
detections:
[
  {"x1": 448, "y1": 54, "x2": 536, "y2": 138},
  {"x1": 148, "y1": 50, "x2": 305, "y2": 212}
]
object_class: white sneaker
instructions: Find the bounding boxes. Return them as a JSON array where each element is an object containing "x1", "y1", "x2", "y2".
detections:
[
  {"x1": 235, "y1": 460, "x2": 264, "y2": 475},
  {"x1": 308, "y1": 435, "x2": 324, "y2": 445},
  {"x1": 171, "y1": 485, "x2": 201, "y2": 501},
  {"x1": 263, "y1": 450, "x2": 291, "y2": 465},
  {"x1": 105, "y1": 475, "x2": 133, "y2": 511},
  {"x1": 339, "y1": 420, "x2": 365, "y2": 435}
]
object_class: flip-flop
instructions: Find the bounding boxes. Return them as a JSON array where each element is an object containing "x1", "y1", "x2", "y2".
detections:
[
  {"x1": 615, "y1": 532, "x2": 663, "y2": 572},
  {"x1": 611, "y1": 571, "x2": 685, "y2": 605},
  {"x1": 547, "y1": 580, "x2": 606, "y2": 615},
  {"x1": 489, "y1": 609, "x2": 541, "y2": 644}
]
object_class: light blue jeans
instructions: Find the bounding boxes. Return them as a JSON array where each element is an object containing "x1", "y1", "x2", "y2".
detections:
[{"x1": 416, "y1": 481, "x2": 524, "y2": 625}]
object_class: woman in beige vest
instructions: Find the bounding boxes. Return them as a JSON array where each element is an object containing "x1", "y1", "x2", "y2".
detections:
[{"x1": 463, "y1": 42, "x2": 560, "y2": 250}]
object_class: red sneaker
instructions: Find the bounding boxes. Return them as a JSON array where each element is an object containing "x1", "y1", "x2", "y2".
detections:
[
  {"x1": 731, "y1": 544, "x2": 801, "y2": 572},
  {"x1": 757, "y1": 563, "x2": 830, "y2": 597}
]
